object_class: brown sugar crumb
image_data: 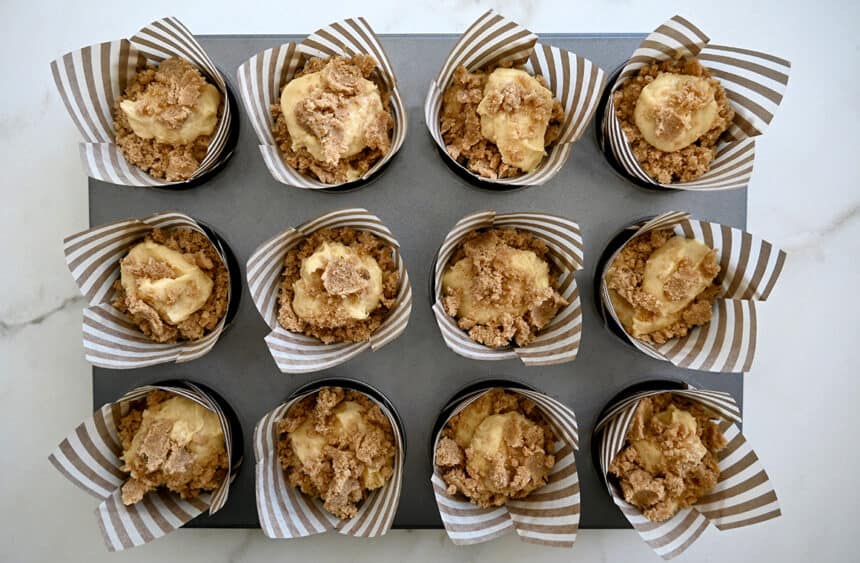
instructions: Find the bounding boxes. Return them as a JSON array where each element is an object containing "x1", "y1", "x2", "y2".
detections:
[
  {"x1": 440, "y1": 65, "x2": 564, "y2": 179},
  {"x1": 608, "y1": 393, "x2": 726, "y2": 522},
  {"x1": 118, "y1": 390, "x2": 228, "y2": 505},
  {"x1": 441, "y1": 228, "x2": 568, "y2": 348},
  {"x1": 112, "y1": 228, "x2": 230, "y2": 343},
  {"x1": 113, "y1": 57, "x2": 223, "y2": 182},
  {"x1": 277, "y1": 227, "x2": 399, "y2": 344},
  {"x1": 435, "y1": 389, "x2": 555, "y2": 507},
  {"x1": 271, "y1": 55, "x2": 394, "y2": 184},
  {"x1": 613, "y1": 58, "x2": 734, "y2": 184},
  {"x1": 277, "y1": 387, "x2": 397, "y2": 519},
  {"x1": 605, "y1": 229, "x2": 721, "y2": 345}
]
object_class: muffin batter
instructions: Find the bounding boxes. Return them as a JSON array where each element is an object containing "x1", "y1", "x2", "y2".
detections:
[
  {"x1": 440, "y1": 65, "x2": 564, "y2": 179},
  {"x1": 112, "y1": 228, "x2": 229, "y2": 343},
  {"x1": 435, "y1": 389, "x2": 555, "y2": 507},
  {"x1": 608, "y1": 393, "x2": 726, "y2": 522},
  {"x1": 277, "y1": 228, "x2": 399, "y2": 344},
  {"x1": 119, "y1": 390, "x2": 228, "y2": 505},
  {"x1": 441, "y1": 228, "x2": 567, "y2": 347},
  {"x1": 114, "y1": 57, "x2": 222, "y2": 181},
  {"x1": 612, "y1": 58, "x2": 734, "y2": 183},
  {"x1": 271, "y1": 55, "x2": 394, "y2": 184},
  {"x1": 605, "y1": 229, "x2": 720, "y2": 344},
  {"x1": 277, "y1": 387, "x2": 396, "y2": 519}
]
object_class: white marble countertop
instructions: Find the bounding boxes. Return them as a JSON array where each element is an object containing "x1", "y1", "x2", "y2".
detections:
[{"x1": 2, "y1": 0, "x2": 858, "y2": 561}]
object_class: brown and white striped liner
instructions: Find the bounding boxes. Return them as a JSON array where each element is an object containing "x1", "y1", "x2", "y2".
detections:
[
  {"x1": 431, "y1": 387, "x2": 580, "y2": 547},
  {"x1": 48, "y1": 382, "x2": 239, "y2": 551},
  {"x1": 600, "y1": 211, "x2": 786, "y2": 372},
  {"x1": 595, "y1": 386, "x2": 780, "y2": 559},
  {"x1": 246, "y1": 208, "x2": 412, "y2": 374},
  {"x1": 602, "y1": 15, "x2": 791, "y2": 190},
  {"x1": 433, "y1": 210, "x2": 583, "y2": 365},
  {"x1": 254, "y1": 386, "x2": 404, "y2": 538},
  {"x1": 50, "y1": 17, "x2": 234, "y2": 187},
  {"x1": 236, "y1": 18, "x2": 407, "y2": 189},
  {"x1": 424, "y1": 10, "x2": 606, "y2": 187},
  {"x1": 63, "y1": 211, "x2": 233, "y2": 368}
]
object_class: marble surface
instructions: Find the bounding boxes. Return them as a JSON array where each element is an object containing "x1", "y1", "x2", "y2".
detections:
[{"x1": 1, "y1": 0, "x2": 857, "y2": 561}]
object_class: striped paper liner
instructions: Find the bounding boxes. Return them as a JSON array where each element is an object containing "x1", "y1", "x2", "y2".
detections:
[
  {"x1": 599, "y1": 211, "x2": 786, "y2": 372},
  {"x1": 236, "y1": 18, "x2": 407, "y2": 189},
  {"x1": 602, "y1": 15, "x2": 791, "y2": 190},
  {"x1": 254, "y1": 386, "x2": 404, "y2": 538},
  {"x1": 50, "y1": 17, "x2": 234, "y2": 187},
  {"x1": 433, "y1": 210, "x2": 583, "y2": 365},
  {"x1": 431, "y1": 387, "x2": 580, "y2": 547},
  {"x1": 595, "y1": 386, "x2": 780, "y2": 559},
  {"x1": 246, "y1": 208, "x2": 412, "y2": 374},
  {"x1": 424, "y1": 10, "x2": 606, "y2": 187},
  {"x1": 48, "y1": 382, "x2": 240, "y2": 552},
  {"x1": 63, "y1": 211, "x2": 233, "y2": 369}
]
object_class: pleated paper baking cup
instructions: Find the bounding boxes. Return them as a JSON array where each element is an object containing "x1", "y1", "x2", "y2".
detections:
[
  {"x1": 50, "y1": 17, "x2": 238, "y2": 188},
  {"x1": 424, "y1": 10, "x2": 606, "y2": 189},
  {"x1": 246, "y1": 208, "x2": 412, "y2": 374},
  {"x1": 598, "y1": 211, "x2": 786, "y2": 372},
  {"x1": 594, "y1": 382, "x2": 780, "y2": 560},
  {"x1": 48, "y1": 381, "x2": 242, "y2": 552},
  {"x1": 254, "y1": 379, "x2": 404, "y2": 538},
  {"x1": 63, "y1": 211, "x2": 240, "y2": 369},
  {"x1": 430, "y1": 383, "x2": 580, "y2": 547},
  {"x1": 236, "y1": 18, "x2": 407, "y2": 190},
  {"x1": 432, "y1": 210, "x2": 583, "y2": 365},
  {"x1": 598, "y1": 15, "x2": 791, "y2": 191}
]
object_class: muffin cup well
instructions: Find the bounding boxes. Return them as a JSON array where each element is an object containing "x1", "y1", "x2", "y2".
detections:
[
  {"x1": 253, "y1": 378, "x2": 405, "y2": 538},
  {"x1": 597, "y1": 211, "x2": 786, "y2": 373},
  {"x1": 62, "y1": 211, "x2": 240, "y2": 369},
  {"x1": 423, "y1": 9, "x2": 606, "y2": 190},
  {"x1": 236, "y1": 18, "x2": 407, "y2": 191},
  {"x1": 50, "y1": 17, "x2": 238, "y2": 188},
  {"x1": 245, "y1": 208, "x2": 412, "y2": 374},
  {"x1": 430, "y1": 379, "x2": 580, "y2": 547},
  {"x1": 592, "y1": 381, "x2": 780, "y2": 560},
  {"x1": 47, "y1": 380, "x2": 242, "y2": 552},
  {"x1": 431, "y1": 210, "x2": 583, "y2": 366},
  {"x1": 600, "y1": 15, "x2": 791, "y2": 191}
]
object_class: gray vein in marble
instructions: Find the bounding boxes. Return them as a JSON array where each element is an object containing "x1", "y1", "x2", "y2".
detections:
[
  {"x1": 0, "y1": 295, "x2": 84, "y2": 336},
  {"x1": 784, "y1": 203, "x2": 859, "y2": 251}
]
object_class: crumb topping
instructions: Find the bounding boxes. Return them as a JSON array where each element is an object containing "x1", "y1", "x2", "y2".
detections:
[
  {"x1": 441, "y1": 228, "x2": 567, "y2": 347},
  {"x1": 435, "y1": 389, "x2": 555, "y2": 507},
  {"x1": 113, "y1": 57, "x2": 223, "y2": 181},
  {"x1": 277, "y1": 387, "x2": 396, "y2": 519},
  {"x1": 613, "y1": 58, "x2": 734, "y2": 184},
  {"x1": 271, "y1": 55, "x2": 394, "y2": 184},
  {"x1": 112, "y1": 228, "x2": 229, "y2": 343},
  {"x1": 119, "y1": 390, "x2": 228, "y2": 505},
  {"x1": 608, "y1": 393, "x2": 726, "y2": 522},
  {"x1": 440, "y1": 65, "x2": 564, "y2": 179},
  {"x1": 605, "y1": 229, "x2": 720, "y2": 345},
  {"x1": 277, "y1": 228, "x2": 399, "y2": 344}
]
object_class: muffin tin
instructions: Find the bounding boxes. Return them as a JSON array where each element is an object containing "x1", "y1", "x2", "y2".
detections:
[{"x1": 89, "y1": 33, "x2": 745, "y2": 530}]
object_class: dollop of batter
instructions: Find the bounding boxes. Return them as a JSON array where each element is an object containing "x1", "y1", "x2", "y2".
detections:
[
  {"x1": 441, "y1": 228, "x2": 567, "y2": 347},
  {"x1": 476, "y1": 68, "x2": 556, "y2": 172},
  {"x1": 435, "y1": 389, "x2": 555, "y2": 507},
  {"x1": 605, "y1": 229, "x2": 721, "y2": 344},
  {"x1": 440, "y1": 65, "x2": 564, "y2": 179},
  {"x1": 272, "y1": 55, "x2": 394, "y2": 184},
  {"x1": 608, "y1": 393, "x2": 726, "y2": 522},
  {"x1": 277, "y1": 228, "x2": 399, "y2": 344},
  {"x1": 113, "y1": 57, "x2": 222, "y2": 181},
  {"x1": 112, "y1": 228, "x2": 230, "y2": 343},
  {"x1": 277, "y1": 387, "x2": 396, "y2": 519},
  {"x1": 119, "y1": 390, "x2": 228, "y2": 505},
  {"x1": 634, "y1": 73, "x2": 719, "y2": 152}
]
